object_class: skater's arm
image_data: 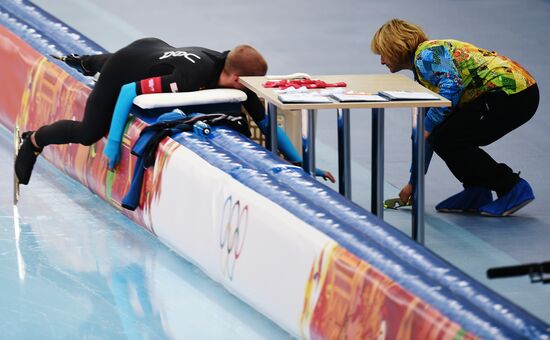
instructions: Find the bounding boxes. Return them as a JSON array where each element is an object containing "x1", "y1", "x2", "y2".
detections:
[
  {"x1": 103, "y1": 74, "x2": 180, "y2": 169},
  {"x1": 255, "y1": 114, "x2": 335, "y2": 183},
  {"x1": 104, "y1": 82, "x2": 137, "y2": 169}
]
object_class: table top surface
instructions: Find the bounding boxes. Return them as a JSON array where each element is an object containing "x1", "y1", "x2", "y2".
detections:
[{"x1": 240, "y1": 74, "x2": 451, "y2": 110}]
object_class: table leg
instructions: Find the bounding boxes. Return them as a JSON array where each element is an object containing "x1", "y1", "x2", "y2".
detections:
[
  {"x1": 412, "y1": 107, "x2": 426, "y2": 244},
  {"x1": 371, "y1": 108, "x2": 384, "y2": 218},
  {"x1": 267, "y1": 103, "x2": 278, "y2": 153},
  {"x1": 302, "y1": 109, "x2": 316, "y2": 176},
  {"x1": 337, "y1": 109, "x2": 351, "y2": 199}
]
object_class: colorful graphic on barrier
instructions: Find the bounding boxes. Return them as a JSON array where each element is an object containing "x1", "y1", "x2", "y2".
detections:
[
  {"x1": 301, "y1": 245, "x2": 478, "y2": 339},
  {"x1": 0, "y1": 25, "x2": 166, "y2": 231},
  {"x1": 142, "y1": 137, "x2": 180, "y2": 233},
  {"x1": 18, "y1": 54, "x2": 94, "y2": 188}
]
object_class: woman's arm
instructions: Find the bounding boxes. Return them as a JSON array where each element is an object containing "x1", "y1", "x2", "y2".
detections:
[{"x1": 415, "y1": 45, "x2": 464, "y2": 132}]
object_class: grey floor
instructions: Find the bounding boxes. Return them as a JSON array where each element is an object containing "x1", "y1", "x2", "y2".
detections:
[{"x1": 3, "y1": 0, "x2": 549, "y2": 335}]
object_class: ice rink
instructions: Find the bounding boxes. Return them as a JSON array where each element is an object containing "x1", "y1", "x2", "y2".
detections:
[{"x1": 1, "y1": 0, "x2": 549, "y2": 337}]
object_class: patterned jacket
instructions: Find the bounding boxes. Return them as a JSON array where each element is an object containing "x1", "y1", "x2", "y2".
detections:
[{"x1": 413, "y1": 39, "x2": 536, "y2": 132}]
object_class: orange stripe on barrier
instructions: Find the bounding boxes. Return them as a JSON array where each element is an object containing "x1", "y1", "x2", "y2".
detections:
[
  {"x1": 301, "y1": 244, "x2": 478, "y2": 340},
  {"x1": 0, "y1": 25, "x2": 164, "y2": 229}
]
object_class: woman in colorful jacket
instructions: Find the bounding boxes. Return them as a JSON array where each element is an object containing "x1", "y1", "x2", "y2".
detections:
[{"x1": 371, "y1": 18, "x2": 539, "y2": 216}]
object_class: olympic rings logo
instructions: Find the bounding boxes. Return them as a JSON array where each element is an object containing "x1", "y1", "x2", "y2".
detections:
[{"x1": 219, "y1": 195, "x2": 249, "y2": 281}]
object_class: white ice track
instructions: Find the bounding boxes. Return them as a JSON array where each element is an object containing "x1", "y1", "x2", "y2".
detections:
[{"x1": 0, "y1": 125, "x2": 289, "y2": 338}]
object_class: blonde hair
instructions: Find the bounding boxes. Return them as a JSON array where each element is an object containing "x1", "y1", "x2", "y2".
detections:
[
  {"x1": 225, "y1": 45, "x2": 268, "y2": 76},
  {"x1": 371, "y1": 19, "x2": 428, "y2": 65}
]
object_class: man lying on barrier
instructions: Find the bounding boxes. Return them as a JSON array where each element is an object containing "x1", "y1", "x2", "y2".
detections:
[{"x1": 15, "y1": 38, "x2": 335, "y2": 187}]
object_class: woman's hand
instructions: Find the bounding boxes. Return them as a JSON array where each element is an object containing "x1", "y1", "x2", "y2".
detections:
[{"x1": 399, "y1": 183, "x2": 414, "y2": 204}]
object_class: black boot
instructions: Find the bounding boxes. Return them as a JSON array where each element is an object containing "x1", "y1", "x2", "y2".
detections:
[
  {"x1": 51, "y1": 54, "x2": 95, "y2": 76},
  {"x1": 15, "y1": 132, "x2": 42, "y2": 185}
]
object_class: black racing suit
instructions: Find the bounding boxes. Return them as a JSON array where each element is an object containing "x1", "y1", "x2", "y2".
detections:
[{"x1": 34, "y1": 38, "x2": 265, "y2": 147}]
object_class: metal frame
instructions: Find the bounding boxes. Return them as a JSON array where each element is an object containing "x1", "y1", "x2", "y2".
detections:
[
  {"x1": 412, "y1": 107, "x2": 427, "y2": 244},
  {"x1": 371, "y1": 108, "x2": 385, "y2": 218},
  {"x1": 337, "y1": 109, "x2": 351, "y2": 198},
  {"x1": 301, "y1": 109, "x2": 316, "y2": 175}
]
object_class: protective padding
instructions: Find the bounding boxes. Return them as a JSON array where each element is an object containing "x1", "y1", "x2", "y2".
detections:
[
  {"x1": 2, "y1": 3, "x2": 549, "y2": 338},
  {"x1": 133, "y1": 89, "x2": 248, "y2": 109}
]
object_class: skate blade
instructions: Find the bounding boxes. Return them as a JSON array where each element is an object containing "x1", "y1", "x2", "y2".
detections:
[{"x1": 13, "y1": 125, "x2": 21, "y2": 205}]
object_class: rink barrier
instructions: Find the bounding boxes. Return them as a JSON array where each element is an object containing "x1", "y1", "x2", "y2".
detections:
[{"x1": 1, "y1": 1, "x2": 549, "y2": 339}]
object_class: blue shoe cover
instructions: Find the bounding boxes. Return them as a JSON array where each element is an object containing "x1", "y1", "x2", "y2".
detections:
[
  {"x1": 479, "y1": 179, "x2": 535, "y2": 217},
  {"x1": 436, "y1": 186, "x2": 493, "y2": 213}
]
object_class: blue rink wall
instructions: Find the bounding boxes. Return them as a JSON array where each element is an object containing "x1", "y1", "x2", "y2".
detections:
[{"x1": 1, "y1": 1, "x2": 549, "y2": 339}]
